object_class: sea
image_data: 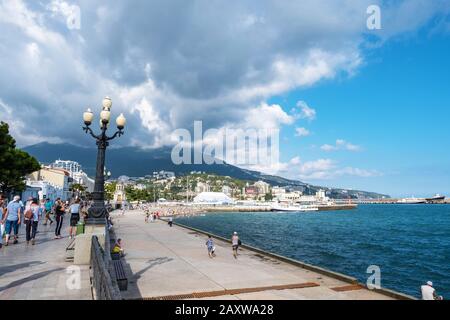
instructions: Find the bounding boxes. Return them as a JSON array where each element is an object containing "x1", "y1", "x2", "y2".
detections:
[{"x1": 175, "y1": 204, "x2": 450, "y2": 299}]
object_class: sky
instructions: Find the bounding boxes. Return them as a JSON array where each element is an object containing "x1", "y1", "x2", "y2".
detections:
[{"x1": 0, "y1": 0, "x2": 449, "y2": 197}]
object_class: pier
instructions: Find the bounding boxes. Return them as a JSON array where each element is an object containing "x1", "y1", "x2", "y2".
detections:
[
  {"x1": 111, "y1": 210, "x2": 413, "y2": 300},
  {"x1": 0, "y1": 209, "x2": 417, "y2": 300}
]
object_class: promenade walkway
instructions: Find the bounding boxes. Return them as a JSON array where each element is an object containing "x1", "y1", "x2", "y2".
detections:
[
  {"x1": 0, "y1": 216, "x2": 91, "y2": 300},
  {"x1": 112, "y1": 210, "x2": 395, "y2": 300}
]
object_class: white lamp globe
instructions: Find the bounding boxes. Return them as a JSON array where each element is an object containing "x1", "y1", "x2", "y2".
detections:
[
  {"x1": 83, "y1": 108, "x2": 94, "y2": 125},
  {"x1": 102, "y1": 96, "x2": 112, "y2": 110},
  {"x1": 116, "y1": 113, "x2": 126, "y2": 129},
  {"x1": 100, "y1": 109, "x2": 111, "y2": 123}
]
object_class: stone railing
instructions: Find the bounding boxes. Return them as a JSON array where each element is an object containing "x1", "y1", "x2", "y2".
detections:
[{"x1": 90, "y1": 234, "x2": 122, "y2": 300}]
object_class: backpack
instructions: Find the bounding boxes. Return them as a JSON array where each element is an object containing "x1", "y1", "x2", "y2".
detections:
[{"x1": 25, "y1": 208, "x2": 34, "y2": 220}]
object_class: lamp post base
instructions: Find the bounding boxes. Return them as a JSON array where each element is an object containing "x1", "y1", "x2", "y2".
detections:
[
  {"x1": 87, "y1": 203, "x2": 108, "y2": 225},
  {"x1": 85, "y1": 217, "x2": 107, "y2": 225}
]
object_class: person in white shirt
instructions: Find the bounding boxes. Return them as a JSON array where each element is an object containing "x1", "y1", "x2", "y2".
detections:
[{"x1": 421, "y1": 281, "x2": 443, "y2": 300}]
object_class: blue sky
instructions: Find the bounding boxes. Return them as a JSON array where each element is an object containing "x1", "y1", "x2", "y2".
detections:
[
  {"x1": 271, "y1": 30, "x2": 450, "y2": 197},
  {"x1": 0, "y1": 1, "x2": 449, "y2": 197}
]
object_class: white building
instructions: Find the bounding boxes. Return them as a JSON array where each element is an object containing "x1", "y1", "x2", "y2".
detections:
[
  {"x1": 195, "y1": 182, "x2": 211, "y2": 194},
  {"x1": 113, "y1": 182, "x2": 127, "y2": 208},
  {"x1": 134, "y1": 183, "x2": 147, "y2": 191},
  {"x1": 222, "y1": 185, "x2": 232, "y2": 197},
  {"x1": 23, "y1": 180, "x2": 69, "y2": 201},
  {"x1": 72, "y1": 171, "x2": 95, "y2": 192},
  {"x1": 254, "y1": 180, "x2": 270, "y2": 195},
  {"x1": 315, "y1": 189, "x2": 330, "y2": 203},
  {"x1": 52, "y1": 159, "x2": 94, "y2": 192},
  {"x1": 28, "y1": 167, "x2": 71, "y2": 200},
  {"x1": 271, "y1": 186, "x2": 286, "y2": 200},
  {"x1": 279, "y1": 191, "x2": 302, "y2": 202},
  {"x1": 153, "y1": 171, "x2": 175, "y2": 180},
  {"x1": 52, "y1": 160, "x2": 82, "y2": 173},
  {"x1": 193, "y1": 192, "x2": 234, "y2": 205}
]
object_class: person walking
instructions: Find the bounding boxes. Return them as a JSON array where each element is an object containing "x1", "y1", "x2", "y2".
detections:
[
  {"x1": 231, "y1": 231, "x2": 240, "y2": 259},
  {"x1": 0, "y1": 195, "x2": 6, "y2": 249},
  {"x1": 206, "y1": 235, "x2": 216, "y2": 258},
  {"x1": 25, "y1": 198, "x2": 42, "y2": 245},
  {"x1": 54, "y1": 198, "x2": 65, "y2": 239},
  {"x1": 3, "y1": 195, "x2": 22, "y2": 246},
  {"x1": 68, "y1": 199, "x2": 81, "y2": 239},
  {"x1": 43, "y1": 198, "x2": 54, "y2": 225},
  {"x1": 168, "y1": 216, "x2": 173, "y2": 227},
  {"x1": 121, "y1": 201, "x2": 126, "y2": 215}
]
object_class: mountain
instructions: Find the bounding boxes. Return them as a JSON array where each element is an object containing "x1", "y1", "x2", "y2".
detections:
[{"x1": 23, "y1": 142, "x2": 389, "y2": 199}]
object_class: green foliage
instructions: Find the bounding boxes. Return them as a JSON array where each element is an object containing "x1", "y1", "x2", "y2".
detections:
[
  {"x1": 105, "y1": 181, "x2": 117, "y2": 200},
  {"x1": 264, "y1": 192, "x2": 273, "y2": 201},
  {"x1": 125, "y1": 185, "x2": 152, "y2": 202},
  {"x1": 70, "y1": 183, "x2": 86, "y2": 192},
  {"x1": 0, "y1": 122, "x2": 41, "y2": 195}
]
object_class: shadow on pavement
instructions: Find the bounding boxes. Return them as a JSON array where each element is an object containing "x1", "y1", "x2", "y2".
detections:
[
  {"x1": 0, "y1": 261, "x2": 46, "y2": 277},
  {"x1": 120, "y1": 257, "x2": 174, "y2": 299},
  {"x1": 0, "y1": 267, "x2": 64, "y2": 292}
]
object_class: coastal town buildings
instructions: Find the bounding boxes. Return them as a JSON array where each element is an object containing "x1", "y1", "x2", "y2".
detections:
[
  {"x1": 26, "y1": 166, "x2": 71, "y2": 200},
  {"x1": 221, "y1": 185, "x2": 232, "y2": 197},
  {"x1": 193, "y1": 192, "x2": 234, "y2": 204},
  {"x1": 254, "y1": 180, "x2": 271, "y2": 195},
  {"x1": 195, "y1": 181, "x2": 211, "y2": 193},
  {"x1": 51, "y1": 160, "x2": 95, "y2": 192}
]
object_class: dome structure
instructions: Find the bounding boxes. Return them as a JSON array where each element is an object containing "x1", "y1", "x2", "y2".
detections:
[
  {"x1": 193, "y1": 192, "x2": 234, "y2": 204},
  {"x1": 117, "y1": 175, "x2": 130, "y2": 183}
]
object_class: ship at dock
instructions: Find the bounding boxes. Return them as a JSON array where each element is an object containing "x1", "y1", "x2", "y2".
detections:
[
  {"x1": 397, "y1": 197, "x2": 427, "y2": 204},
  {"x1": 425, "y1": 194, "x2": 446, "y2": 202},
  {"x1": 270, "y1": 203, "x2": 319, "y2": 212}
]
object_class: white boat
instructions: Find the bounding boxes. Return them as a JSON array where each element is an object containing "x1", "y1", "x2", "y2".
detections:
[
  {"x1": 270, "y1": 204, "x2": 318, "y2": 212},
  {"x1": 397, "y1": 197, "x2": 426, "y2": 204}
]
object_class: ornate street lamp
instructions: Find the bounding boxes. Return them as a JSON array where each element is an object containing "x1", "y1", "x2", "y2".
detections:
[{"x1": 82, "y1": 97, "x2": 126, "y2": 224}]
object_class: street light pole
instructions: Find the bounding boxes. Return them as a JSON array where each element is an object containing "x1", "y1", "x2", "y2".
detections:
[{"x1": 82, "y1": 97, "x2": 126, "y2": 225}]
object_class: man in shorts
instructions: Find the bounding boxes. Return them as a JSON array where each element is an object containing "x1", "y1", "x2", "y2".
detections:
[{"x1": 3, "y1": 195, "x2": 22, "y2": 246}]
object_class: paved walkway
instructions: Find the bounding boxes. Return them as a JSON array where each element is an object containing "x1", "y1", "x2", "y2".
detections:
[
  {"x1": 0, "y1": 215, "x2": 91, "y2": 300},
  {"x1": 112, "y1": 210, "x2": 394, "y2": 300}
]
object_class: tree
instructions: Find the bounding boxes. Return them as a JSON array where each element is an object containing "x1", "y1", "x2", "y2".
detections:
[
  {"x1": 105, "y1": 181, "x2": 117, "y2": 200},
  {"x1": 0, "y1": 122, "x2": 41, "y2": 196},
  {"x1": 264, "y1": 192, "x2": 273, "y2": 201},
  {"x1": 70, "y1": 183, "x2": 86, "y2": 192}
]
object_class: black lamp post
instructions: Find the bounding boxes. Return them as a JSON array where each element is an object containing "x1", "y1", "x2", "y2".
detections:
[{"x1": 82, "y1": 97, "x2": 126, "y2": 224}]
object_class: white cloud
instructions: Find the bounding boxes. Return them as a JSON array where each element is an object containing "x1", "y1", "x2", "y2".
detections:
[
  {"x1": 296, "y1": 158, "x2": 381, "y2": 180},
  {"x1": 263, "y1": 156, "x2": 382, "y2": 181},
  {"x1": 0, "y1": 0, "x2": 448, "y2": 152},
  {"x1": 321, "y1": 139, "x2": 361, "y2": 152},
  {"x1": 296, "y1": 101, "x2": 317, "y2": 121},
  {"x1": 295, "y1": 127, "x2": 310, "y2": 137}
]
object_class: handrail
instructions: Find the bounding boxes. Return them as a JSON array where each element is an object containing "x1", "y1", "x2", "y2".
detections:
[{"x1": 90, "y1": 235, "x2": 122, "y2": 300}]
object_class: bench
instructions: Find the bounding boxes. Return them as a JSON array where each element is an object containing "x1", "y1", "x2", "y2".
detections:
[
  {"x1": 111, "y1": 252, "x2": 121, "y2": 260},
  {"x1": 112, "y1": 259, "x2": 128, "y2": 291}
]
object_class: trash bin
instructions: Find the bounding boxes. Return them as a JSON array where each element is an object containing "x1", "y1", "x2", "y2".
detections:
[{"x1": 76, "y1": 221, "x2": 85, "y2": 235}]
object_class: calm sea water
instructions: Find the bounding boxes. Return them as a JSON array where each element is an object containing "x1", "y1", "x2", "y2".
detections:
[{"x1": 176, "y1": 204, "x2": 450, "y2": 298}]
